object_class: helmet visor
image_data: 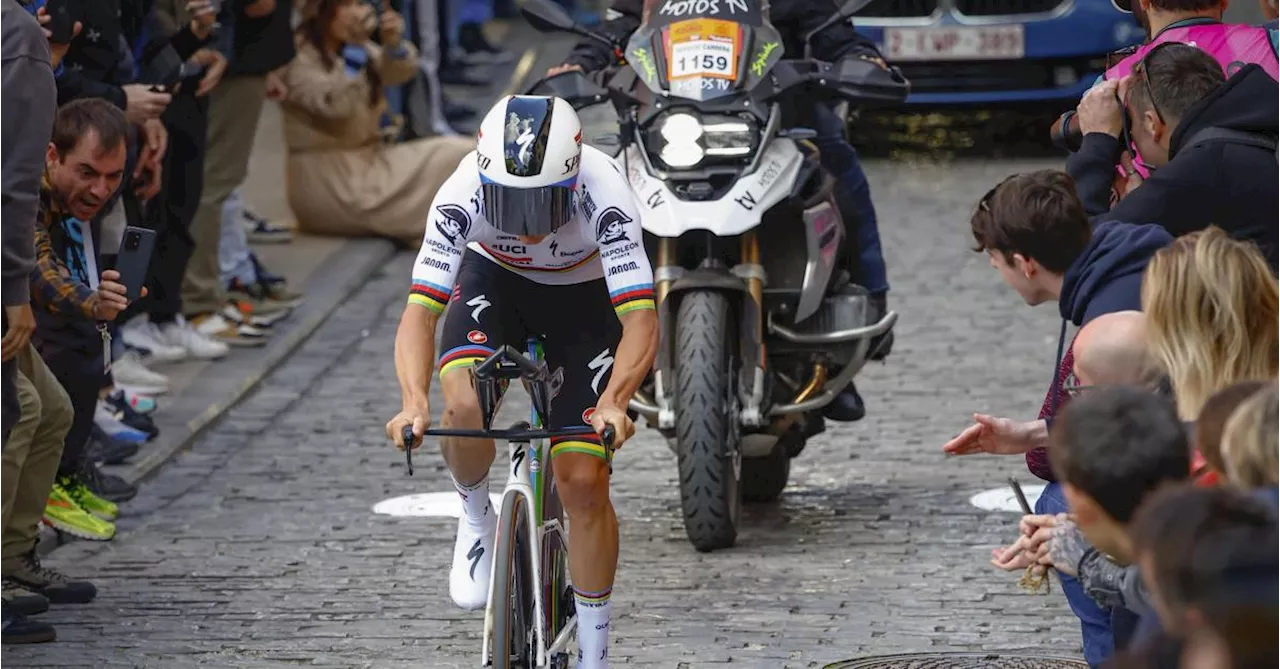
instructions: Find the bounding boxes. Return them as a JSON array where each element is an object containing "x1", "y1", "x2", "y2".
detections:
[{"x1": 481, "y1": 178, "x2": 576, "y2": 237}]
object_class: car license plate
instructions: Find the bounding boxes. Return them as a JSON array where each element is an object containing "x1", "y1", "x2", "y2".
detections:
[{"x1": 883, "y1": 25, "x2": 1025, "y2": 62}]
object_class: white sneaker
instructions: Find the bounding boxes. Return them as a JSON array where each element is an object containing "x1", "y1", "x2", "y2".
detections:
[
  {"x1": 450, "y1": 513, "x2": 497, "y2": 610},
  {"x1": 159, "y1": 315, "x2": 230, "y2": 359},
  {"x1": 112, "y1": 350, "x2": 170, "y2": 395},
  {"x1": 121, "y1": 316, "x2": 186, "y2": 363}
]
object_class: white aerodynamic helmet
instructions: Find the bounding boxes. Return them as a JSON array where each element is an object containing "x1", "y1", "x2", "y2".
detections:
[{"x1": 476, "y1": 95, "x2": 583, "y2": 236}]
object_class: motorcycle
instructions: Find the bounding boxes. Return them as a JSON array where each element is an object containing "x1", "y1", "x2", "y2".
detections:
[{"x1": 522, "y1": 0, "x2": 908, "y2": 552}]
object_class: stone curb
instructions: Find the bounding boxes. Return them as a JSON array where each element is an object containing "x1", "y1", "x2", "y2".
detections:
[{"x1": 38, "y1": 237, "x2": 397, "y2": 555}]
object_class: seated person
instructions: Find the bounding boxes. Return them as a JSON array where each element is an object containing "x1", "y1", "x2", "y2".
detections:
[{"x1": 278, "y1": 0, "x2": 474, "y2": 246}]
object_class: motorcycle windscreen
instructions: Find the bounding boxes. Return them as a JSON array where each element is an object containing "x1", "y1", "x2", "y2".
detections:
[{"x1": 626, "y1": 0, "x2": 785, "y2": 103}]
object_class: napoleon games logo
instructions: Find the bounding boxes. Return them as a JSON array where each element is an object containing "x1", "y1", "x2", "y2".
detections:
[
  {"x1": 435, "y1": 205, "x2": 472, "y2": 246},
  {"x1": 595, "y1": 207, "x2": 631, "y2": 246}
]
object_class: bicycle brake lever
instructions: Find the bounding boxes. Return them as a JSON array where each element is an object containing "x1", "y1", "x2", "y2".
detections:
[{"x1": 401, "y1": 425, "x2": 417, "y2": 476}]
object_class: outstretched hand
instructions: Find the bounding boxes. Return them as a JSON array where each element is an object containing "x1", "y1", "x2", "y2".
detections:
[{"x1": 943, "y1": 414, "x2": 1046, "y2": 456}]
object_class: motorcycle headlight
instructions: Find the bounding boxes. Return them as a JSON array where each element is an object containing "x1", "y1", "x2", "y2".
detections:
[
  {"x1": 658, "y1": 113, "x2": 704, "y2": 168},
  {"x1": 649, "y1": 111, "x2": 758, "y2": 170}
]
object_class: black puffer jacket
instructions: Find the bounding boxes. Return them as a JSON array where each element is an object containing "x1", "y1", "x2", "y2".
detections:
[
  {"x1": 1067, "y1": 64, "x2": 1278, "y2": 267},
  {"x1": 563, "y1": 0, "x2": 880, "y2": 71}
]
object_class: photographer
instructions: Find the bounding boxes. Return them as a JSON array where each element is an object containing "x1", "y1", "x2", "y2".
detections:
[{"x1": 1067, "y1": 45, "x2": 1278, "y2": 268}]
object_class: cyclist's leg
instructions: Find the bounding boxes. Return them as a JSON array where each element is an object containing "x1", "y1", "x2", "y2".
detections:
[
  {"x1": 528, "y1": 279, "x2": 622, "y2": 669},
  {"x1": 437, "y1": 251, "x2": 521, "y2": 609}
]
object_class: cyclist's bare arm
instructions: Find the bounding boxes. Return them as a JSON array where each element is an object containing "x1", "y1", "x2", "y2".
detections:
[
  {"x1": 600, "y1": 309, "x2": 657, "y2": 413},
  {"x1": 389, "y1": 160, "x2": 482, "y2": 448}
]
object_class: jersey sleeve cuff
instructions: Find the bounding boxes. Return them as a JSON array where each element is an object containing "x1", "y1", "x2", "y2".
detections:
[
  {"x1": 609, "y1": 283, "x2": 656, "y2": 316},
  {"x1": 408, "y1": 279, "x2": 451, "y2": 313}
]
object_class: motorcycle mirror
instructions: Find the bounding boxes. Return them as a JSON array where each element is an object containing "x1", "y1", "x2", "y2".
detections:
[
  {"x1": 802, "y1": 0, "x2": 876, "y2": 59},
  {"x1": 521, "y1": 0, "x2": 578, "y2": 33}
]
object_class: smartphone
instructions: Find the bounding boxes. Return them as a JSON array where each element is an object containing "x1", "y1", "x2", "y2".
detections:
[
  {"x1": 45, "y1": 0, "x2": 79, "y2": 44},
  {"x1": 115, "y1": 227, "x2": 156, "y2": 303}
]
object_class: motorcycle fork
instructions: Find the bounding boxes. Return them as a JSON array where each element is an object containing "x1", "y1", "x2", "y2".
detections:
[{"x1": 734, "y1": 232, "x2": 767, "y2": 427}]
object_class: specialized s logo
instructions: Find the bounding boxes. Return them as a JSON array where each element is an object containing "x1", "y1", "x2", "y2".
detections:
[
  {"x1": 588, "y1": 349, "x2": 614, "y2": 395},
  {"x1": 434, "y1": 204, "x2": 472, "y2": 246},
  {"x1": 595, "y1": 207, "x2": 631, "y2": 246},
  {"x1": 466, "y1": 294, "x2": 491, "y2": 323}
]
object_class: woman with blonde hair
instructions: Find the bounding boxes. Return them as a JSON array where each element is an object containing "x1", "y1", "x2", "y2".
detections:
[
  {"x1": 1141, "y1": 226, "x2": 1279, "y2": 421},
  {"x1": 278, "y1": 0, "x2": 474, "y2": 245}
]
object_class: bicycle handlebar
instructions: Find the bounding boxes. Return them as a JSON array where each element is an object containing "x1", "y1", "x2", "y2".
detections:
[{"x1": 400, "y1": 423, "x2": 617, "y2": 476}]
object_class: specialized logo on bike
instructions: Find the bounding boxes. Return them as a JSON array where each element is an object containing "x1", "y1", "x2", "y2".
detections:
[
  {"x1": 467, "y1": 330, "x2": 488, "y2": 344},
  {"x1": 595, "y1": 207, "x2": 632, "y2": 245},
  {"x1": 435, "y1": 204, "x2": 472, "y2": 246}
]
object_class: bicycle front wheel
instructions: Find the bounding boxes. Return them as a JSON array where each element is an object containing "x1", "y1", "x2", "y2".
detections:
[{"x1": 492, "y1": 492, "x2": 536, "y2": 668}]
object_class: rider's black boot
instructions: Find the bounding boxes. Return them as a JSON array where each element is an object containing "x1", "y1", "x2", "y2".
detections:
[{"x1": 824, "y1": 381, "x2": 866, "y2": 422}]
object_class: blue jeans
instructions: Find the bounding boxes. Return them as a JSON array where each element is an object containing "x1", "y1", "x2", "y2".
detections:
[
  {"x1": 1037, "y1": 481, "x2": 1114, "y2": 668},
  {"x1": 219, "y1": 188, "x2": 256, "y2": 287},
  {"x1": 811, "y1": 104, "x2": 889, "y2": 296}
]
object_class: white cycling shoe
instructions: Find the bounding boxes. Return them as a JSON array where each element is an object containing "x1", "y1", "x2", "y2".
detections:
[{"x1": 450, "y1": 513, "x2": 497, "y2": 610}]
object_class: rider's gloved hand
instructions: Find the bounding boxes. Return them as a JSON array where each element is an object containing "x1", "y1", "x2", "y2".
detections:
[
  {"x1": 386, "y1": 405, "x2": 430, "y2": 450},
  {"x1": 589, "y1": 404, "x2": 634, "y2": 449}
]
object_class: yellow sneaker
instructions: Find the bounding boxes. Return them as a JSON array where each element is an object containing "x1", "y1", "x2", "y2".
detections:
[{"x1": 42, "y1": 484, "x2": 115, "y2": 541}]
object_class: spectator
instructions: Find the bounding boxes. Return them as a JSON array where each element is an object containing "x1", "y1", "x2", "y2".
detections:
[
  {"x1": 121, "y1": 0, "x2": 243, "y2": 363},
  {"x1": 1068, "y1": 44, "x2": 1279, "y2": 267},
  {"x1": 1125, "y1": 484, "x2": 1278, "y2": 669},
  {"x1": 1220, "y1": 382, "x2": 1279, "y2": 489},
  {"x1": 944, "y1": 171, "x2": 1171, "y2": 469},
  {"x1": 278, "y1": 0, "x2": 473, "y2": 245},
  {"x1": 1140, "y1": 227, "x2": 1279, "y2": 421},
  {"x1": 1192, "y1": 380, "x2": 1268, "y2": 483},
  {"x1": 998, "y1": 388, "x2": 1190, "y2": 665},
  {"x1": 180, "y1": 0, "x2": 294, "y2": 347},
  {"x1": 1065, "y1": 310, "x2": 1156, "y2": 391},
  {"x1": 2, "y1": 0, "x2": 62, "y2": 645},
  {"x1": 34, "y1": 99, "x2": 146, "y2": 516}
]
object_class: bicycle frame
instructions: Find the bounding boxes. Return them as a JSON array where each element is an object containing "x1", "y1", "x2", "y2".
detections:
[{"x1": 480, "y1": 338, "x2": 575, "y2": 668}]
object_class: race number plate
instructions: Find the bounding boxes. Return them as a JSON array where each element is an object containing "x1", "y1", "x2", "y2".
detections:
[
  {"x1": 884, "y1": 25, "x2": 1025, "y2": 62},
  {"x1": 666, "y1": 18, "x2": 740, "y2": 80}
]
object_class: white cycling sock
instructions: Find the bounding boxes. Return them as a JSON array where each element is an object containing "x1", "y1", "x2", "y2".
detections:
[
  {"x1": 453, "y1": 474, "x2": 490, "y2": 524},
  {"x1": 573, "y1": 586, "x2": 611, "y2": 669}
]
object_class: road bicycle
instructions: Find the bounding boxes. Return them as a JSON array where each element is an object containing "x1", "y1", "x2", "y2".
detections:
[{"x1": 403, "y1": 338, "x2": 615, "y2": 669}]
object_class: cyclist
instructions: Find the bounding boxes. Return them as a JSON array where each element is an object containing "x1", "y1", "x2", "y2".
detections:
[
  {"x1": 546, "y1": 0, "x2": 895, "y2": 422},
  {"x1": 386, "y1": 95, "x2": 658, "y2": 669}
]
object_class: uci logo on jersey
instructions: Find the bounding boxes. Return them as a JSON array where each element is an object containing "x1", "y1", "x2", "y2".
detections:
[
  {"x1": 435, "y1": 204, "x2": 472, "y2": 246},
  {"x1": 595, "y1": 207, "x2": 631, "y2": 246}
]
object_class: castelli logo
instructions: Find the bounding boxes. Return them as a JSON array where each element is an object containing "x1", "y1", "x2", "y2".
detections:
[
  {"x1": 581, "y1": 407, "x2": 595, "y2": 424},
  {"x1": 467, "y1": 330, "x2": 488, "y2": 344}
]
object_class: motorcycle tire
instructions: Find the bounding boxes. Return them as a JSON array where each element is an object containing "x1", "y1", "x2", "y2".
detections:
[{"x1": 674, "y1": 290, "x2": 741, "y2": 552}]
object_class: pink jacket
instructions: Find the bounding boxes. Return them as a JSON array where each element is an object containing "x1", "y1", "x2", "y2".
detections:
[{"x1": 1105, "y1": 22, "x2": 1278, "y2": 81}]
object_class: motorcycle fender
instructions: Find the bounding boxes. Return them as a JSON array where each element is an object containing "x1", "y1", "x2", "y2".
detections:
[
  {"x1": 624, "y1": 141, "x2": 805, "y2": 238},
  {"x1": 655, "y1": 271, "x2": 761, "y2": 415}
]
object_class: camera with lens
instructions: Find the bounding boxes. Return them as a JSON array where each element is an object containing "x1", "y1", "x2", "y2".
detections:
[
  {"x1": 123, "y1": 230, "x2": 143, "y2": 251},
  {"x1": 1049, "y1": 108, "x2": 1085, "y2": 153}
]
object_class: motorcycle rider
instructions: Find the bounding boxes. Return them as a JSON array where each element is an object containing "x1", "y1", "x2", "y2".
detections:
[{"x1": 547, "y1": 0, "x2": 895, "y2": 422}]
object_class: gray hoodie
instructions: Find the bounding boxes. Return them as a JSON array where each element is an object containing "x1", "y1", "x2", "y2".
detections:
[{"x1": 2, "y1": 0, "x2": 57, "y2": 308}]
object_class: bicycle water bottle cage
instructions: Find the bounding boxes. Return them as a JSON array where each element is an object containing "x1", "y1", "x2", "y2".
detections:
[{"x1": 471, "y1": 345, "x2": 553, "y2": 431}]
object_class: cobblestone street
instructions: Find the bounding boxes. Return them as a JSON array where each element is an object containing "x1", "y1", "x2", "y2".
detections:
[{"x1": 7, "y1": 158, "x2": 1085, "y2": 669}]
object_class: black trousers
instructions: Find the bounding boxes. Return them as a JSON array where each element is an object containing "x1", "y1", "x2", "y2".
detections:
[
  {"x1": 37, "y1": 343, "x2": 101, "y2": 476},
  {"x1": 132, "y1": 93, "x2": 208, "y2": 324}
]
